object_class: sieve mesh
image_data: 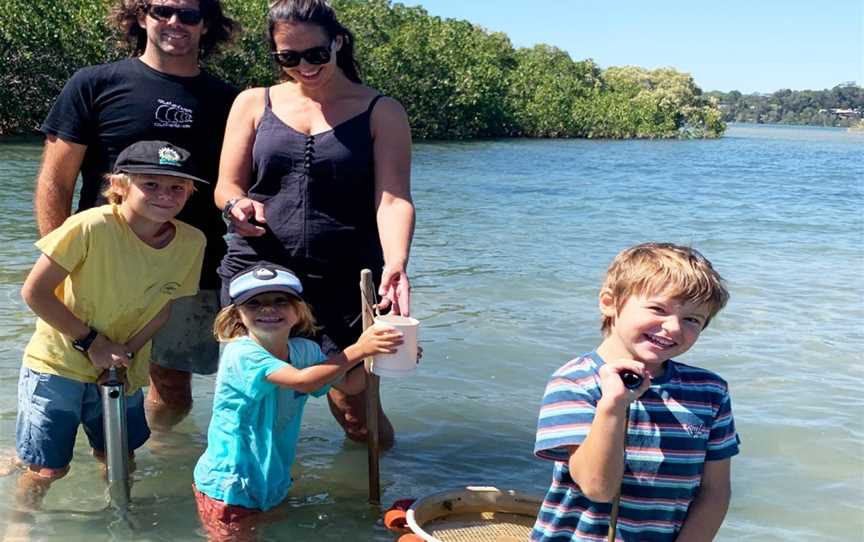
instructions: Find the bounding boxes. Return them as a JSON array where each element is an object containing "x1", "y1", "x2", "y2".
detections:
[{"x1": 421, "y1": 512, "x2": 534, "y2": 542}]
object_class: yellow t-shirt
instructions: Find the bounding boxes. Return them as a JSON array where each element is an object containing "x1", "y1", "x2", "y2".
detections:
[{"x1": 23, "y1": 204, "x2": 206, "y2": 393}]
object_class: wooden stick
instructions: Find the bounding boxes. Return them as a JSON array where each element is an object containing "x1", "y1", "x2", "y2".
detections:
[
  {"x1": 360, "y1": 269, "x2": 381, "y2": 504},
  {"x1": 607, "y1": 406, "x2": 631, "y2": 542},
  {"x1": 607, "y1": 493, "x2": 621, "y2": 542}
]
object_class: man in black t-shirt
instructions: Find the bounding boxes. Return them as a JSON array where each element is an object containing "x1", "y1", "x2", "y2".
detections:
[{"x1": 36, "y1": 0, "x2": 239, "y2": 429}]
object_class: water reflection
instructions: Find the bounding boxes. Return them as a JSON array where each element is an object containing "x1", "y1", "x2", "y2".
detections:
[{"x1": 0, "y1": 126, "x2": 862, "y2": 541}]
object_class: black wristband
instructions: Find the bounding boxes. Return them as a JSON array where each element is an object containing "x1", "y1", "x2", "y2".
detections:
[
  {"x1": 72, "y1": 328, "x2": 99, "y2": 353},
  {"x1": 222, "y1": 197, "x2": 243, "y2": 220}
]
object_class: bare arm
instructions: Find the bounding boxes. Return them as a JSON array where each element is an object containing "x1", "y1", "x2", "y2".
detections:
[
  {"x1": 21, "y1": 254, "x2": 130, "y2": 369},
  {"x1": 266, "y1": 326, "x2": 402, "y2": 393},
  {"x1": 676, "y1": 459, "x2": 732, "y2": 542},
  {"x1": 371, "y1": 97, "x2": 415, "y2": 316},
  {"x1": 567, "y1": 360, "x2": 652, "y2": 502},
  {"x1": 35, "y1": 136, "x2": 86, "y2": 236},
  {"x1": 124, "y1": 302, "x2": 172, "y2": 355},
  {"x1": 214, "y1": 88, "x2": 267, "y2": 237},
  {"x1": 567, "y1": 403, "x2": 628, "y2": 502}
]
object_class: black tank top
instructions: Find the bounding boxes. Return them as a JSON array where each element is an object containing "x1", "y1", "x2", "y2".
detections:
[{"x1": 220, "y1": 90, "x2": 385, "y2": 280}]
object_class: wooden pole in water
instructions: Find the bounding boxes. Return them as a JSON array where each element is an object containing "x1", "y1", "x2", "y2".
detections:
[
  {"x1": 607, "y1": 406, "x2": 631, "y2": 542},
  {"x1": 360, "y1": 269, "x2": 382, "y2": 504}
]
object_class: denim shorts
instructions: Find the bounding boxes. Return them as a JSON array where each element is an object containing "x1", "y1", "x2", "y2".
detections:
[
  {"x1": 151, "y1": 290, "x2": 220, "y2": 375},
  {"x1": 16, "y1": 366, "x2": 150, "y2": 469}
]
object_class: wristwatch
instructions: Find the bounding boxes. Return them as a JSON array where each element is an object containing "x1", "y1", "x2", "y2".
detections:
[
  {"x1": 222, "y1": 197, "x2": 243, "y2": 220},
  {"x1": 72, "y1": 328, "x2": 99, "y2": 353}
]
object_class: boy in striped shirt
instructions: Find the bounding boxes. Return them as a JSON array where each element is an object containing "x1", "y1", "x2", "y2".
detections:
[{"x1": 532, "y1": 243, "x2": 739, "y2": 541}]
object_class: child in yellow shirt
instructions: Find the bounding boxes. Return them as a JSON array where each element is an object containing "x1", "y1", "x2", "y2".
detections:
[{"x1": 14, "y1": 141, "x2": 206, "y2": 508}]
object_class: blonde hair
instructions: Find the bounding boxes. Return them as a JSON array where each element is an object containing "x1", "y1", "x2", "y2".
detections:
[
  {"x1": 213, "y1": 296, "x2": 319, "y2": 342},
  {"x1": 102, "y1": 172, "x2": 195, "y2": 204},
  {"x1": 600, "y1": 242, "x2": 729, "y2": 335},
  {"x1": 103, "y1": 173, "x2": 133, "y2": 204}
]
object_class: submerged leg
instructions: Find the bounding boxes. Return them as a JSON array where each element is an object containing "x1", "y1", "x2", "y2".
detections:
[
  {"x1": 4, "y1": 465, "x2": 65, "y2": 542},
  {"x1": 145, "y1": 364, "x2": 192, "y2": 431},
  {"x1": 92, "y1": 449, "x2": 137, "y2": 484},
  {"x1": 14, "y1": 464, "x2": 68, "y2": 510},
  {"x1": 146, "y1": 290, "x2": 220, "y2": 431},
  {"x1": 327, "y1": 387, "x2": 395, "y2": 448},
  {"x1": 194, "y1": 486, "x2": 262, "y2": 542}
]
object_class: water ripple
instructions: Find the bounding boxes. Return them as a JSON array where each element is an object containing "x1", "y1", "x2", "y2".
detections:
[{"x1": 0, "y1": 126, "x2": 861, "y2": 540}]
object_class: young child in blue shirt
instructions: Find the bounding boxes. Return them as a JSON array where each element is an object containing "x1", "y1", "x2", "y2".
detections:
[
  {"x1": 532, "y1": 242, "x2": 740, "y2": 542},
  {"x1": 193, "y1": 263, "x2": 403, "y2": 540}
]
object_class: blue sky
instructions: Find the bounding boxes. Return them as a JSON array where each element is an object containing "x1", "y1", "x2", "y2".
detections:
[{"x1": 403, "y1": 0, "x2": 864, "y2": 94}]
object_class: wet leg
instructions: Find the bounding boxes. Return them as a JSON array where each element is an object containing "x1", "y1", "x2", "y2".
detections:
[
  {"x1": 327, "y1": 387, "x2": 395, "y2": 448},
  {"x1": 194, "y1": 487, "x2": 262, "y2": 542},
  {"x1": 145, "y1": 364, "x2": 192, "y2": 431},
  {"x1": 92, "y1": 449, "x2": 137, "y2": 485},
  {"x1": 14, "y1": 464, "x2": 67, "y2": 509},
  {"x1": 1, "y1": 465, "x2": 67, "y2": 542}
]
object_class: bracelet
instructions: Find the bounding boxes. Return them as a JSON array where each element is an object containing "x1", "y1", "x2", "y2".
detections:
[
  {"x1": 72, "y1": 327, "x2": 99, "y2": 353},
  {"x1": 222, "y1": 197, "x2": 243, "y2": 220}
]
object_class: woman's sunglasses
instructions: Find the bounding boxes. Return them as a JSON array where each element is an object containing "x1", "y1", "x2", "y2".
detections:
[
  {"x1": 146, "y1": 4, "x2": 204, "y2": 26},
  {"x1": 271, "y1": 44, "x2": 333, "y2": 68}
]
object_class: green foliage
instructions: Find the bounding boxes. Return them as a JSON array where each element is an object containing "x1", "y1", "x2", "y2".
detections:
[
  {"x1": 599, "y1": 66, "x2": 725, "y2": 138},
  {"x1": 335, "y1": 0, "x2": 516, "y2": 138},
  {"x1": 1, "y1": 0, "x2": 725, "y2": 139},
  {"x1": 707, "y1": 84, "x2": 864, "y2": 127},
  {"x1": 506, "y1": 46, "x2": 601, "y2": 137},
  {"x1": 0, "y1": 0, "x2": 120, "y2": 133},
  {"x1": 209, "y1": 0, "x2": 277, "y2": 89}
]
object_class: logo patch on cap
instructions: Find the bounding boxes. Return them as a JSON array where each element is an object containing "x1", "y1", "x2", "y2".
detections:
[
  {"x1": 253, "y1": 267, "x2": 278, "y2": 280},
  {"x1": 158, "y1": 146, "x2": 181, "y2": 166}
]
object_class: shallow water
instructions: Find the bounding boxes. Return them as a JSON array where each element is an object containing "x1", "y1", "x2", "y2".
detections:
[{"x1": 0, "y1": 124, "x2": 861, "y2": 541}]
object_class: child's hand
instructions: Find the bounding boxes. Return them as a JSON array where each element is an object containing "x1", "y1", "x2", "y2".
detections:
[
  {"x1": 355, "y1": 325, "x2": 404, "y2": 359},
  {"x1": 597, "y1": 359, "x2": 651, "y2": 410},
  {"x1": 87, "y1": 335, "x2": 132, "y2": 370},
  {"x1": 97, "y1": 367, "x2": 129, "y2": 387}
]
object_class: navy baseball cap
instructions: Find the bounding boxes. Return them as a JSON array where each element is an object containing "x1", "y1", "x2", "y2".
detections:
[
  {"x1": 113, "y1": 140, "x2": 208, "y2": 184},
  {"x1": 229, "y1": 264, "x2": 304, "y2": 305}
]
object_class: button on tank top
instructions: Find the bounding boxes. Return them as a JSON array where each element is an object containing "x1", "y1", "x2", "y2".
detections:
[{"x1": 221, "y1": 90, "x2": 385, "y2": 279}]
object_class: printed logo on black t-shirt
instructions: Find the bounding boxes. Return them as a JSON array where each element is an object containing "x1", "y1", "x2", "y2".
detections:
[{"x1": 154, "y1": 99, "x2": 193, "y2": 128}]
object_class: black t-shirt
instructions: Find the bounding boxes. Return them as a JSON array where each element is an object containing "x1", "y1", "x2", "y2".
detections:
[{"x1": 41, "y1": 58, "x2": 238, "y2": 289}]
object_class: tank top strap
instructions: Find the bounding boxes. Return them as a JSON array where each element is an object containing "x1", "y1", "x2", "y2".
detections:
[
  {"x1": 366, "y1": 94, "x2": 384, "y2": 114},
  {"x1": 264, "y1": 87, "x2": 273, "y2": 109}
]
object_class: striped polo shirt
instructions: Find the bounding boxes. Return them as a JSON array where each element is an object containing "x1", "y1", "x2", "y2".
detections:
[{"x1": 531, "y1": 352, "x2": 739, "y2": 541}]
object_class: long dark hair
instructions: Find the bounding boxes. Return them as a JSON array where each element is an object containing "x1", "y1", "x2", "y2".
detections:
[
  {"x1": 267, "y1": 0, "x2": 362, "y2": 83},
  {"x1": 111, "y1": 0, "x2": 238, "y2": 59}
]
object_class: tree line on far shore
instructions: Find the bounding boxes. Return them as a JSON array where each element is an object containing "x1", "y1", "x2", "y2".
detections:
[
  {"x1": 1, "y1": 0, "x2": 727, "y2": 139},
  {"x1": 707, "y1": 84, "x2": 864, "y2": 127}
]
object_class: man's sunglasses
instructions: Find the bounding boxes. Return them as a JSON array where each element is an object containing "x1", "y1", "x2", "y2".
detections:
[
  {"x1": 270, "y1": 44, "x2": 333, "y2": 68},
  {"x1": 146, "y1": 4, "x2": 204, "y2": 26}
]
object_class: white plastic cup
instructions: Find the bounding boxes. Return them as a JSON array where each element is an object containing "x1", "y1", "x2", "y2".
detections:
[{"x1": 372, "y1": 314, "x2": 420, "y2": 378}]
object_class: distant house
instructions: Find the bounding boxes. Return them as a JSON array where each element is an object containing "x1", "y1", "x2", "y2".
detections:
[{"x1": 818, "y1": 108, "x2": 862, "y2": 119}]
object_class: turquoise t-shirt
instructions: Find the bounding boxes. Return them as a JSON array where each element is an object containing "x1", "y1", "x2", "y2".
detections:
[{"x1": 193, "y1": 336, "x2": 329, "y2": 510}]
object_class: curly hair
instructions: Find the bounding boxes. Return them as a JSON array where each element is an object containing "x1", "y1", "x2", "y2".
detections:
[{"x1": 110, "y1": 0, "x2": 238, "y2": 59}]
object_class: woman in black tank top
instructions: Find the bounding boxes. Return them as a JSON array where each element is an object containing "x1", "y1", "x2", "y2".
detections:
[{"x1": 214, "y1": 0, "x2": 415, "y2": 446}]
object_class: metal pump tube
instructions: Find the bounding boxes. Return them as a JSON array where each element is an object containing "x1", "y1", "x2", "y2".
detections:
[{"x1": 101, "y1": 366, "x2": 130, "y2": 509}]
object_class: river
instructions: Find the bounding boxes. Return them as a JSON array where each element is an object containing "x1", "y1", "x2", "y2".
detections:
[{"x1": 0, "y1": 124, "x2": 861, "y2": 541}]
